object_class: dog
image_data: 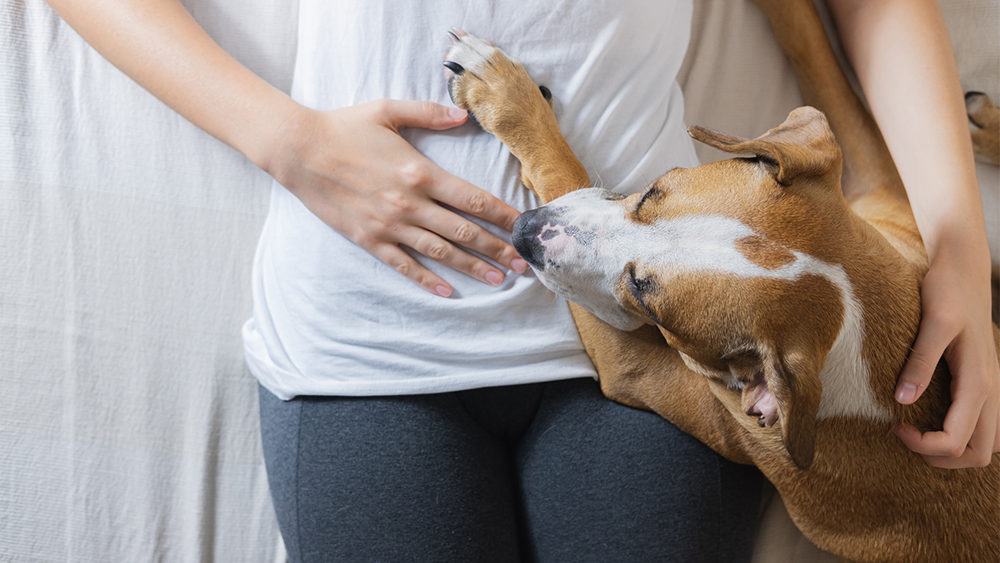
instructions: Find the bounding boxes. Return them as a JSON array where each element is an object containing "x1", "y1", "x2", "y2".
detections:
[{"x1": 442, "y1": 0, "x2": 999, "y2": 561}]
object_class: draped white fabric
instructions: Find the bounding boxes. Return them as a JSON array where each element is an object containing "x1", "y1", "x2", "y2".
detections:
[
  {"x1": 2, "y1": 1, "x2": 295, "y2": 560},
  {"x1": 1, "y1": 0, "x2": 995, "y2": 561}
]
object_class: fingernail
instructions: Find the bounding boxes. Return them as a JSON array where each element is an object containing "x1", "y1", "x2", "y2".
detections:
[
  {"x1": 449, "y1": 108, "x2": 468, "y2": 120},
  {"x1": 436, "y1": 285, "x2": 452, "y2": 297},
  {"x1": 511, "y1": 258, "x2": 527, "y2": 273},
  {"x1": 896, "y1": 382, "x2": 917, "y2": 404},
  {"x1": 486, "y1": 271, "x2": 503, "y2": 285}
]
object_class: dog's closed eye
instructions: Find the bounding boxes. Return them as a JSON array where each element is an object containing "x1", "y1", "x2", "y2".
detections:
[
  {"x1": 635, "y1": 185, "x2": 664, "y2": 213},
  {"x1": 626, "y1": 264, "x2": 662, "y2": 324}
]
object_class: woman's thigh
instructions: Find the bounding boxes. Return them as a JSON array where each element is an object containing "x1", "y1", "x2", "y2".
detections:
[
  {"x1": 258, "y1": 385, "x2": 521, "y2": 563},
  {"x1": 516, "y1": 378, "x2": 763, "y2": 563}
]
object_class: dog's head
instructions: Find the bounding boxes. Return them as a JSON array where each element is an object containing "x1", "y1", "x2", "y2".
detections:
[{"x1": 514, "y1": 108, "x2": 853, "y2": 469}]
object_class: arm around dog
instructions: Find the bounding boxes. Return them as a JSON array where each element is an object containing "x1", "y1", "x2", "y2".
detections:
[
  {"x1": 828, "y1": 0, "x2": 1000, "y2": 468},
  {"x1": 44, "y1": 0, "x2": 527, "y2": 296}
]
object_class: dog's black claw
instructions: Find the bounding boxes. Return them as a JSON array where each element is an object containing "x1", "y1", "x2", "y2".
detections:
[
  {"x1": 444, "y1": 61, "x2": 465, "y2": 75},
  {"x1": 965, "y1": 91, "x2": 986, "y2": 101},
  {"x1": 757, "y1": 417, "x2": 766, "y2": 428},
  {"x1": 539, "y1": 85, "x2": 552, "y2": 102}
]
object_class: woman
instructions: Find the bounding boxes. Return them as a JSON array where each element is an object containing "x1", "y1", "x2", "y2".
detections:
[{"x1": 44, "y1": 0, "x2": 998, "y2": 560}]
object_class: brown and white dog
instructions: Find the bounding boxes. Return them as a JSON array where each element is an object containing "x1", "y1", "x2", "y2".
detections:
[{"x1": 443, "y1": 0, "x2": 999, "y2": 561}]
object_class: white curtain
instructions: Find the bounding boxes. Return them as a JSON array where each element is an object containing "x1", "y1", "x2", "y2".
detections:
[{"x1": 2, "y1": 1, "x2": 296, "y2": 560}]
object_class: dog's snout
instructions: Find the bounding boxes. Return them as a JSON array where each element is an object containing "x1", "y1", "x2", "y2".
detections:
[{"x1": 513, "y1": 207, "x2": 552, "y2": 269}]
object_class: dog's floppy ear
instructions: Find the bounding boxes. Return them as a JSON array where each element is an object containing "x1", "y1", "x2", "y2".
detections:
[
  {"x1": 733, "y1": 343, "x2": 823, "y2": 470},
  {"x1": 688, "y1": 106, "x2": 841, "y2": 186},
  {"x1": 765, "y1": 345, "x2": 823, "y2": 470}
]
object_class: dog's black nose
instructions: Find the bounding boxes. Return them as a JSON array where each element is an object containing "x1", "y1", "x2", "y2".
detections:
[{"x1": 513, "y1": 207, "x2": 549, "y2": 270}]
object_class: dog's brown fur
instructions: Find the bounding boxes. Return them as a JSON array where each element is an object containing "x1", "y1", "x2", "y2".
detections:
[{"x1": 445, "y1": 1, "x2": 1000, "y2": 561}]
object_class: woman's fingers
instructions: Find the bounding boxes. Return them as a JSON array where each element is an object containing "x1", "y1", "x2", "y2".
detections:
[
  {"x1": 375, "y1": 98, "x2": 469, "y2": 132},
  {"x1": 428, "y1": 173, "x2": 522, "y2": 234},
  {"x1": 895, "y1": 319, "x2": 952, "y2": 405},
  {"x1": 895, "y1": 396, "x2": 995, "y2": 468},
  {"x1": 354, "y1": 206, "x2": 514, "y2": 294},
  {"x1": 368, "y1": 158, "x2": 526, "y2": 286},
  {"x1": 367, "y1": 220, "x2": 519, "y2": 296},
  {"x1": 419, "y1": 184, "x2": 526, "y2": 270},
  {"x1": 405, "y1": 225, "x2": 506, "y2": 286},
  {"x1": 368, "y1": 242, "x2": 453, "y2": 297},
  {"x1": 896, "y1": 391, "x2": 998, "y2": 468},
  {"x1": 892, "y1": 259, "x2": 1000, "y2": 467}
]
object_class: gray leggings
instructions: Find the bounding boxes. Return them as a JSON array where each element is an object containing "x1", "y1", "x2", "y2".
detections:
[{"x1": 259, "y1": 377, "x2": 763, "y2": 563}]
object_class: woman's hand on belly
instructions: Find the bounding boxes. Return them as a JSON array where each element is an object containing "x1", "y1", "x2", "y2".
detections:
[{"x1": 264, "y1": 99, "x2": 528, "y2": 297}]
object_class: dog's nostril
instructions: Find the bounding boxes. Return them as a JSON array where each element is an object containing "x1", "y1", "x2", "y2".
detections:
[{"x1": 443, "y1": 61, "x2": 465, "y2": 75}]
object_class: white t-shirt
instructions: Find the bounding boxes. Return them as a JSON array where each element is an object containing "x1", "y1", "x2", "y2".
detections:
[{"x1": 243, "y1": 0, "x2": 699, "y2": 400}]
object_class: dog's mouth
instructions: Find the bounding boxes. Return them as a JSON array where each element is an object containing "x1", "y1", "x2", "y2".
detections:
[{"x1": 743, "y1": 372, "x2": 778, "y2": 428}]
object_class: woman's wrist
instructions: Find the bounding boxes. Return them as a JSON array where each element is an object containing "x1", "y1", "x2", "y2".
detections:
[
  {"x1": 234, "y1": 92, "x2": 310, "y2": 180},
  {"x1": 905, "y1": 167, "x2": 985, "y2": 261},
  {"x1": 919, "y1": 208, "x2": 991, "y2": 272}
]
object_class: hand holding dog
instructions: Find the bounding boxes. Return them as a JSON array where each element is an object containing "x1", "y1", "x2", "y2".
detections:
[{"x1": 893, "y1": 243, "x2": 1000, "y2": 468}]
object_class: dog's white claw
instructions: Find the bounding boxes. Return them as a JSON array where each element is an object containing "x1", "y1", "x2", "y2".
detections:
[{"x1": 448, "y1": 27, "x2": 466, "y2": 43}]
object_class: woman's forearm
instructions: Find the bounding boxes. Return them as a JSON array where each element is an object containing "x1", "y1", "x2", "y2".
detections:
[
  {"x1": 828, "y1": 0, "x2": 988, "y2": 261},
  {"x1": 44, "y1": 0, "x2": 300, "y2": 173}
]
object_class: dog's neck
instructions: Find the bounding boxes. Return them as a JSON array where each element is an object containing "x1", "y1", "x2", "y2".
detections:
[
  {"x1": 818, "y1": 214, "x2": 923, "y2": 423},
  {"x1": 814, "y1": 259, "x2": 894, "y2": 422}
]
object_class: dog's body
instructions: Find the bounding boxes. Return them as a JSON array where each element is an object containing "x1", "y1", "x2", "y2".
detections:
[{"x1": 443, "y1": 0, "x2": 999, "y2": 561}]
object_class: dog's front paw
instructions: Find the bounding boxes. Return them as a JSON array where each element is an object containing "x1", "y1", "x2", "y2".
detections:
[{"x1": 443, "y1": 29, "x2": 553, "y2": 141}]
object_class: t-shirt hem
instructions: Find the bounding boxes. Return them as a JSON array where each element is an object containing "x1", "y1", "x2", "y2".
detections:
[
  {"x1": 244, "y1": 333, "x2": 597, "y2": 401},
  {"x1": 254, "y1": 366, "x2": 599, "y2": 401}
]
